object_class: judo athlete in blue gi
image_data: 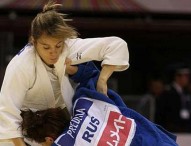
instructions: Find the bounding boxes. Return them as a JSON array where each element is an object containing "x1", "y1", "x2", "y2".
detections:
[{"x1": 20, "y1": 62, "x2": 178, "y2": 146}]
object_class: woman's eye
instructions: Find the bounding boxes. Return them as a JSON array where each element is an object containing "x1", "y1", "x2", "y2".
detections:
[
  {"x1": 56, "y1": 45, "x2": 62, "y2": 48},
  {"x1": 43, "y1": 46, "x2": 49, "y2": 49},
  {"x1": 56, "y1": 42, "x2": 63, "y2": 48}
]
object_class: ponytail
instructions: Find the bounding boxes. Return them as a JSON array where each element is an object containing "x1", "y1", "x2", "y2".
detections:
[{"x1": 42, "y1": 0, "x2": 62, "y2": 13}]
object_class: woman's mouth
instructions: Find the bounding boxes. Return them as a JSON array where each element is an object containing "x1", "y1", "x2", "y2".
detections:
[{"x1": 50, "y1": 58, "x2": 58, "y2": 62}]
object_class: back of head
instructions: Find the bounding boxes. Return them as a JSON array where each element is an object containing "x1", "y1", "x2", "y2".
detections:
[
  {"x1": 30, "y1": 0, "x2": 77, "y2": 42},
  {"x1": 166, "y1": 63, "x2": 190, "y2": 80},
  {"x1": 166, "y1": 62, "x2": 190, "y2": 88},
  {"x1": 148, "y1": 78, "x2": 165, "y2": 96},
  {"x1": 20, "y1": 107, "x2": 70, "y2": 143}
]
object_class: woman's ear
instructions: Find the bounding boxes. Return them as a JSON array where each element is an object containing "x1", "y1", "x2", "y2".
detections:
[
  {"x1": 30, "y1": 36, "x2": 35, "y2": 45},
  {"x1": 45, "y1": 137, "x2": 54, "y2": 144}
]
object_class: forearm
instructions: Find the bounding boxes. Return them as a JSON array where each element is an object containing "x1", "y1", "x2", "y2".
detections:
[
  {"x1": 97, "y1": 65, "x2": 116, "y2": 95},
  {"x1": 12, "y1": 138, "x2": 26, "y2": 146},
  {"x1": 98, "y1": 65, "x2": 116, "y2": 82},
  {"x1": 0, "y1": 138, "x2": 26, "y2": 146}
]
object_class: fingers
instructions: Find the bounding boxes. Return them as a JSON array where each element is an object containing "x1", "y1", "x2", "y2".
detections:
[
  {"x1": 65, "y1": 58, "x2": 78, "y2": 75},
  {"x1": 65, "y1": 58, "x2": 72, "y2": 65}
]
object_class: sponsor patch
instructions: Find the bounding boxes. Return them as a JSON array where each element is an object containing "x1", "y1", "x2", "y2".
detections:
[{"x1": 97, "y1": 110, "x2": 135, "y2": 146}]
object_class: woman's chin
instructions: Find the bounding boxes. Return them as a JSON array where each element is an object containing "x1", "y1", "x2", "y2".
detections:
[{"x1": 49, "y1": 59, "x2": 58, "y2": 64}]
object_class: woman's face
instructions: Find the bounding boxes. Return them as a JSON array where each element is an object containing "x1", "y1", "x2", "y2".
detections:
[{"x1": 34, "y1": 34, "x2": 64, "y2": 66}]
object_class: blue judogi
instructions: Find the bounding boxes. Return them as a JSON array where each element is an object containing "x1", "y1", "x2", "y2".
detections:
[{"x1": 53, "y1": 62, "x2": 178, "y2": 146}]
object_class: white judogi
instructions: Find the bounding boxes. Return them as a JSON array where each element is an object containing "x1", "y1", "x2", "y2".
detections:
[{"x1": 0, "y1": 37, "x2": 129, "y2": 141}]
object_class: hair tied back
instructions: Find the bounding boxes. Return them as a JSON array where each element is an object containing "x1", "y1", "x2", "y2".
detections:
[{"x1": 42, "y1": 0, "x2": 62, "y2": 13}]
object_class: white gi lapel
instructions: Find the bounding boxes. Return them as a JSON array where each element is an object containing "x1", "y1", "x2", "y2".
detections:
[
  {"x1": 55, "y1": 49, "x2": 75, "y2": 113},
  {"x1": 54, "y1": 49, "x2": 68, "y2": 82},
  {"x1": 36, "y1": 53, "x2": 55, "y2": 108}
]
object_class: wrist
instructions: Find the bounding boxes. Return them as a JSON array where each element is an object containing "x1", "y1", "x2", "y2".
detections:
[{"x1": 98, "y1": 77, "x2": 107, "y2": 83}]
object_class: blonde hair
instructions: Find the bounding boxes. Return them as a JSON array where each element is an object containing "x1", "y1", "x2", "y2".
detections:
[{"x1": 30, "y1": 0, "x2": 77, "y2": 42}]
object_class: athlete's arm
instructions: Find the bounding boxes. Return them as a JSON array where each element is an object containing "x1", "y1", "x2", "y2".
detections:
[
  {"x1": 97, "y1": 65, "x2": 116, "y2": 96},
  {"x1": 0, "y1": 138, "x2": 26, "y2": 146}
]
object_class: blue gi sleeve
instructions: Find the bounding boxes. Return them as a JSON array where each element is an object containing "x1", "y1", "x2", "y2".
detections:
[
  {"x1": 70, "y1": 62, "x2": 99, "y2": 84},
  {"x1": 70, "y1": 62, "x2": 178, "y2": 146}
]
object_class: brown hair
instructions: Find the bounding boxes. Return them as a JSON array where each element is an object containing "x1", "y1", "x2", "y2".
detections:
[
  {"x1": 30, "y1": 0, "x2": 77, "y2": 42},
  {"x1": 20, "y1": 107, "x2": 70, "y2": 143}
]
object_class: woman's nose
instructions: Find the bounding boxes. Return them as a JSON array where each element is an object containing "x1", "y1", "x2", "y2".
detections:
[{"x1": 50, "y1": 47, "x2": 57, "y2": 54}]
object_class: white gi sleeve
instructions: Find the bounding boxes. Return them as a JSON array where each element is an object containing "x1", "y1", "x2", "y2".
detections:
[
  {"x1": 66, "y1": 36, "x2": 129, "y2": 71},
  {"x1": 0, "y1": 61, "x2": 30, "y2": 139}
]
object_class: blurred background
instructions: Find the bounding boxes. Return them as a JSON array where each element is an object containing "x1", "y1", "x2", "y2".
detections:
[{"x1": 0, "y1": 0, "x2": 191, "y2": 145}]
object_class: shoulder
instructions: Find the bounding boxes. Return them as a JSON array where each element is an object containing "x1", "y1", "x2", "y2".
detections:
[
  {"x1": 65, "y1": 38, "x2": 80, "y2": 48},
  {"x1": 6, "y1": 44, "x2": 36, "y2": 73},
  {"x1": 65, "y1": 37, "x2": 125, "y2": 44}
]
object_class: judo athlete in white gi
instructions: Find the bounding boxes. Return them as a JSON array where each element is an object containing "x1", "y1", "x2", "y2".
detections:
[
  {"x1": 20, "y1": 62, "x2": 178, "y2": 146},
  {"x1": 0, "y1": 1, "x2": 129, "y2": 146}
]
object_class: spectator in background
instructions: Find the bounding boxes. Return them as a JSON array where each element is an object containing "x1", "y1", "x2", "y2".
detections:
[
  {"x1": 156, "y1": 63, "x2": 191, "y2": 133},
  {"x1": 138, "y1": 76, "x2": 165, "y2": 122}
]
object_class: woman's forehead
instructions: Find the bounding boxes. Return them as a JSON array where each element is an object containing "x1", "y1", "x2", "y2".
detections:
[{"x1": 38, "y1": 34, "x2": 63, "y2": 45}]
